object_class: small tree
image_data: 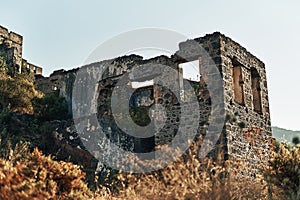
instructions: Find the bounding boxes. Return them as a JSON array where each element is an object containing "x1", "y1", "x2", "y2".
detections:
[
  {"x1": 0, "y1": 72, "x2": 42, "y2": 113},
  {"x1": 292, "y1": 136, "x2": 300, "y2": 146},
  {"x1": 32, "y1": 91, "x2": 69, "y2": 121}
]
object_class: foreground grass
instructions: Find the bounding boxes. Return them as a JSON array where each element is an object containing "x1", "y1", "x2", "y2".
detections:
[
  {"x1": 1, "y1": 142, "x2": 299, "y2": 199},
  {"x1": 0, "y1": 143, "x2": 91, "y2": 199}
]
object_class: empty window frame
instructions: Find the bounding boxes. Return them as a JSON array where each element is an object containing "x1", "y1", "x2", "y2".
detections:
[
  {"x1": 178, "y1": 60, "x2": 200, "y2": 101},
  {"x1": 232, "y1": 59, "x2": 245, "y2": 105},
  {"x1": 251, "y1": 68, "x2": 262, "y2": 114}
]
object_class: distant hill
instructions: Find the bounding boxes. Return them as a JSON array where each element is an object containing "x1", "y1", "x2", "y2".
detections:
[{"x1": 272, "y1": 126, "x2": 300, "y2": 145}]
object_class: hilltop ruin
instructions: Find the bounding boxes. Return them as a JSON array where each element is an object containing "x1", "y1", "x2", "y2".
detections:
[{"x1": 0, "y1": 25, "x2": 273, "y2": 177}]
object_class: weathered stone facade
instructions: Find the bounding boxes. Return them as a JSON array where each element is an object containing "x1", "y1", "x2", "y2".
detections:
[
  {"x1": 35, "y1": 32, "x2": 272, "y2": 175},
  {"x1": 0, "y1": 25, "x2": 42, "y2": 76},
  {"x1": 219, "y1": 34, "x2": 272, "y2": 177}
]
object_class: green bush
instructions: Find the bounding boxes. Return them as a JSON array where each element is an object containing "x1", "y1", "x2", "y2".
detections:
[
  {"x1": 0, "y1": 72, "x2": 42, "y2": 113},
  {"x1": 32, "y1": 91, "x2": 69, "y2": 121},
  {"x1": 292, "y1": 136, "x2": 300, "y2": 146}
]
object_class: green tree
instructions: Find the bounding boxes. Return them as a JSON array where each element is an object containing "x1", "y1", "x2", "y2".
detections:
[
  {"x1": 0, "y1": 72, "x2": 42, "y2": 113},
  {"x1": 32, "y1": 91, "x2": 69, "y2": 121},
  {"x1": 292, "y1": 136, "x2": 300, "y2": 146}
]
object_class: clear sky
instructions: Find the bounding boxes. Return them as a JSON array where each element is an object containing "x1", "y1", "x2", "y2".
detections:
[{"x1": 1, "y1": 0, "x2": 299, "y2": 130}]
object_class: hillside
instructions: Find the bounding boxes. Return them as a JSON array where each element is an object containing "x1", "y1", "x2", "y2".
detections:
[{"x1": 272, "y1": 126, "x2": 300, "y2": 144}]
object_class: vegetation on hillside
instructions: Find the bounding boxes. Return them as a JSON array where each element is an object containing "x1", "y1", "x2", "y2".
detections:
[
  {"x1": 0, "y1": 66, "x2": 69, "y2": 120},
  {"x1": 272, "y1": 126, "x2": 300, "y2": 145},
  {"x1": 0, "y1": 71, "x2": 42, "y2": 114},
  {"x1": 1, "y1": 139, "x2": 299, "y2": 199},
  {"x1": 32, "y1": 91, "x2": 69, "y2": 121},
  {"x1": 0, "y1": 143, "x2": 91, "y2": 199},
  {"x1": 264, "y1": 143, "x2": 300, "y2": 199}
]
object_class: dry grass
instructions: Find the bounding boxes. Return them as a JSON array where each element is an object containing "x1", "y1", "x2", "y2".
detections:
[
  {"x1": 0, "y1": 141, "x2": 297, "y2": 199},
  {"x1": 92, "y1": 143, "x2": 286, "y2": 200},
  {"x1": 263, "y1": 144, "x2": 300, "y2": 200},
  {"x1": 0, "y1": 143, "x2": 91, "y2": 199}
]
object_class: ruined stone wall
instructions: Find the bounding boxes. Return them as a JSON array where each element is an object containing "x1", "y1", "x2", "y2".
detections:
[
  {"x1": 173, "y1": 32, "x2": 273, "y2": 176},
  {"x1": 35, "y1": 54, "x2": 211, "y2": 154},
  {"x1": 219, "y1": 34, "x2": 272, "y2": 177},
  {"x1": 0, "y1": 25, "x2": 23, "y2": 73},
  {"x1": 0, "y1": 44, "x2": 14, "y2": 70},
  {"x1": 189, "y1": 32, "x2": 272, "y2": 175},
  {"x1": 22, "y1": 59, "x2": 43, "y2": 76},
  {"x1": 175, "y1": 33, "x2": 228, "y2": 162},
  {"x1": 0, "y1": 25, "x2": 43, "y2": 76},
  {"x1": 35, "y1": 70, "x2": 66, "y2": 93},
  {"x1": 34, "y1": 32, "x2": 272, "y2": 177}
]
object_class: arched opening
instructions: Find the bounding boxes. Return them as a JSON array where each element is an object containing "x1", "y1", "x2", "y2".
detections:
[
  {"x1": 232, "y1": 59, "x2": 245, "y2": 106},
  {"x1": 251, "y1": 68, "x2": 262, "y2": 114}
]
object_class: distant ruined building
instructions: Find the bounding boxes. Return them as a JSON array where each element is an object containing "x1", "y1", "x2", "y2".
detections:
[
  {"x1": 0, "y1": 25, "x2": 42, "y2": 76},
  {"x1": 1, "y1": 25, "x2": 273, "y2": 177}
]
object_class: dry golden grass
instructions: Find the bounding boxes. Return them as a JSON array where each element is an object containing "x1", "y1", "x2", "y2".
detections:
[
  {"x1": 0, "y1": 141, "x2": 297, "y2": 200},
  {"x1": 92, "y1": 143, "x2": 286, "y2": 200}
]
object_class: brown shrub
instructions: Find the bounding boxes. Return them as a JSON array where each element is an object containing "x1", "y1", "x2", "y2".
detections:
[
  {"x1": 264, "y1": 143, "x2": 300, "y2": 200},
  {"x1": 0, "y1": 144, "x2": 91, "y2": 200}
]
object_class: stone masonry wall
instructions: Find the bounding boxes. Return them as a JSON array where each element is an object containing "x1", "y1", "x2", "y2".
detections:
[
  {"x1": 0, "y1": 25, "x2": 23, "y2": 74},
  {"x1": 34, "y1": 32, "x2": 272, "y2": 177},
  {"x1": 0, "y1": 25, "x2": 43, "y2": 76},
  {"x1": 219, "y1": 34, "x2": 272, "y2": 177}
]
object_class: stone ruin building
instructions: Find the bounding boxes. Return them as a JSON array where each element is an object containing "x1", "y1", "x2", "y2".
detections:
[
  {"x1": 34, "y1": 32, "x2": 273, "y2": 177},
  {"x1": 0, "y1": 24, "x2": 273, "y2": 177},
  {"x1": 0, "y1": 25, "x2": 42, "y2": 76}
]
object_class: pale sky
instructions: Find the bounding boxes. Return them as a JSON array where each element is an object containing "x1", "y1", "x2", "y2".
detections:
[{"x1": 1, "y1": 0, "x2": 300, "y2": 130}]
